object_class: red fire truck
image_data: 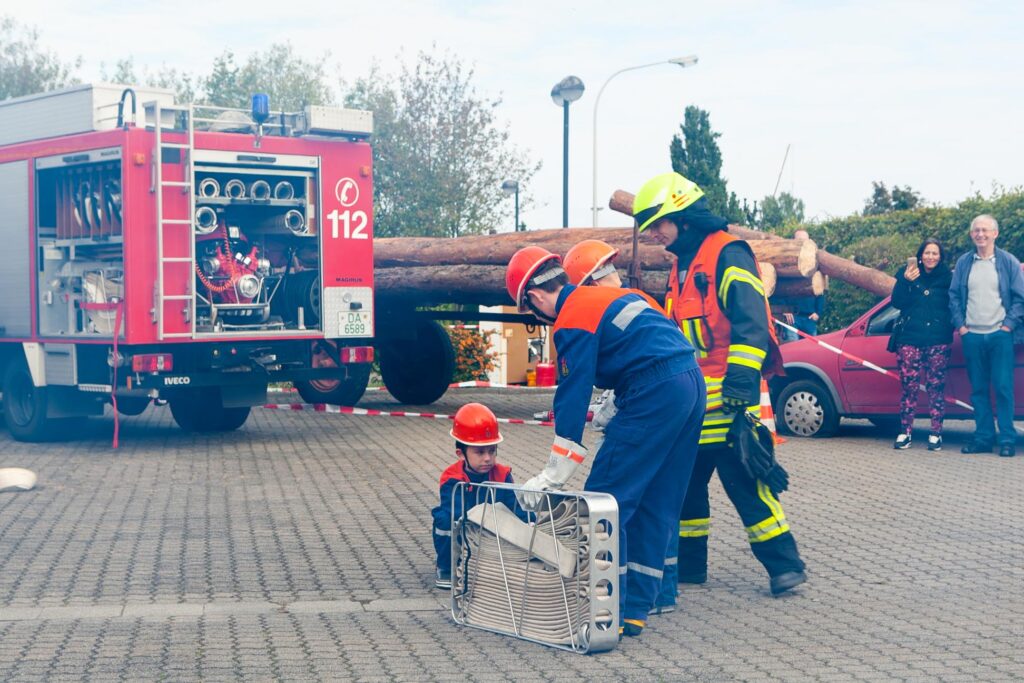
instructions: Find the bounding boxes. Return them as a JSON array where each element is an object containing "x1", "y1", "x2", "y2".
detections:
[{"x1": 0, "y1": 83, "x2": 454, "y2": 441}]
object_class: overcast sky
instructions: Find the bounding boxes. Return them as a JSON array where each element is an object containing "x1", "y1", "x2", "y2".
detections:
[{"x1": 14, "y1": 1, "x2": 1024, "y2": 231}]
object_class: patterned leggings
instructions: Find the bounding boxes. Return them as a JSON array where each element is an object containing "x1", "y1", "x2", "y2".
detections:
[{"x1": 896, "y1": 344, "x2": 951, "y2": 434}]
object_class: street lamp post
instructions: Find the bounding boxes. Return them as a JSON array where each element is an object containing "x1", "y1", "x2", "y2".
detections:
[
  {"x1": 501, "y1": 180, "x2": 520, "y2": 232},
  {"x1": 591, "y1": 55, "x2": 698, "y2": 226},
  {"x1": 550, "y1": 75, "x2": 585, "y2": 228}
]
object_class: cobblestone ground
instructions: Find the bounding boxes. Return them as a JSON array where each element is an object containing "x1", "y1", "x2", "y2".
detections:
[{"x1": 0, "y1": 387, "x2": 1022, "y2": 682}]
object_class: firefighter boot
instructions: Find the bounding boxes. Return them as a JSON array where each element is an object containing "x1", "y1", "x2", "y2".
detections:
[
  {"x1": 770, "y1": 570, "x2": 806, "y2": 596},
  {"x1": 620, "y1": 619, "x2": 645, "y2": 638}
]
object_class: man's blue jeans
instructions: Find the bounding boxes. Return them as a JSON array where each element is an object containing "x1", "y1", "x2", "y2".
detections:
[{"x1": 962, "y1": 330, "x2": 1016, "y2": 446}]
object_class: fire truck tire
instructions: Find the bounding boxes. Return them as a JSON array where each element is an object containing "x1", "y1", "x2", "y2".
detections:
[
  {"x1": 283, "y1": 271, "x2": 320, "y2": 326},
  {"x1": 170, "y1": 390, "x2": 251, "y2": 432},
  {"x1": 2, "y1": 362, "x2": 53, "y2": 442},
  {"x1": 295, "y1": 364, "x2": 371, "y2": 406},
  {"x1": 379, "y1": 320, "x2": 455, "y2": 405},
  {"x1": 114, "y1": 397, "x2": 151, "y2": 416}
]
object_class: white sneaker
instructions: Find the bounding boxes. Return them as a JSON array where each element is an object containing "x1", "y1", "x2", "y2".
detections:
[
  {"x1": 893, "y1": 434, "x2": 912, "y2": 450},
  {"x1": 927, "y1": 434, "x2": 942, "y2": 451}
]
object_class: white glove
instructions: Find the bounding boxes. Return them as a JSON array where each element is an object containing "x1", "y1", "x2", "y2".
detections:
[
  {"x1": 515, "y1": 436, "x2": 588, "y2": 511},
  {"x1": 590, "y1": 390, "x2": 617, "y2": 432}
]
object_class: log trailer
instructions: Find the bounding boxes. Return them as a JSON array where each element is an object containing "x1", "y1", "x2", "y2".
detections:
[{"x1": 0, "y1": 83, "x2": 456, "y2": 441}]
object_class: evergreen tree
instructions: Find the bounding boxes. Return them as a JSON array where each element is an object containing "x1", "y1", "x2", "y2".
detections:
[{"x1": 669, "y1": 106, "x2": 744, "y2": 222}]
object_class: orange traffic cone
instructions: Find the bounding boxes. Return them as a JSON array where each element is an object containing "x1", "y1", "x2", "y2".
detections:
[{"x1": 759, "y1": 379, "x2": 786, "y2": 445}]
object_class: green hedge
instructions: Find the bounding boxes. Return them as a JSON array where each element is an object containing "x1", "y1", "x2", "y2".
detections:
[{"x1": 785, "y1": 191, "x2": 1024, "y2": 330}]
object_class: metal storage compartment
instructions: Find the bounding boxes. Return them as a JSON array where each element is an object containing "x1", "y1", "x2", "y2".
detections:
[{"x1": 0, "y1": 83, "x2": 176, "y2": 146}]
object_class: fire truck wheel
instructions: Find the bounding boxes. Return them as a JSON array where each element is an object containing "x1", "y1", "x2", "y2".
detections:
[
  {"x1": 296, "y1": 360, "x2": 371, "y2": 406},
  {"x1": 114, "y1": 397, "x2": 151, "y2": 416},
  {"x1": 2, "y1": 362, "x2": 53, "y2": 442},
  {"x1": 169, "y1": 390, "x2": 251, "y2": 432},
  {"x1": 379, "y1": 319, "x2": 455, "y2": 405}
]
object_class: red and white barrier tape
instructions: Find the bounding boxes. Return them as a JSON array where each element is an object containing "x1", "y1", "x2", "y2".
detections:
[
  {"x1": 268, "y1": 380, "x2": 553, "y2": 394},
  {"x1": 262, "y1": 402, "x2": 555, "y2": 427},
  {"x1": 774, "y1": 319, "x2": 973, "y2": 411}
]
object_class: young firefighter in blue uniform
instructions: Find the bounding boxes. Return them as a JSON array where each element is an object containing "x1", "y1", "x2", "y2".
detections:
[
  {"x1": 505, "y1": 246, "x2": 705, "y2": 638},
  {"x1": 633, "y1": 171, "x2": 807, "y2": 597},
  {"x1": 563, "y1": 239, "x2": 681, "y2": 615},
  {"x1": 431, "y1": 403, "x2": 519, "y2": 589}
]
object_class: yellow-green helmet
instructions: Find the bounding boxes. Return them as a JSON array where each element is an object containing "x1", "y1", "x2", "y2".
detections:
[{"x1": 633, "y1": 172, "x2": 705, "y2": 232}]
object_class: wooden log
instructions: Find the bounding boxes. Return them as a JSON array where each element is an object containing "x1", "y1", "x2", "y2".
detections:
[
  {"x1": 759, "y1": 262, "x2": 777, "y2": 298},
  {"x1": 771, "y1": 272, "x2": 827, "y2": 298},
  {"x1": 374, "y1": 263, "x2": 677, "y2": 307},
  {"x1": 376, "y1": 228, "x2": 815, "y2": 276},
  {"x1": 609, "y1": 188, "x2": 896, "y2": 297}
]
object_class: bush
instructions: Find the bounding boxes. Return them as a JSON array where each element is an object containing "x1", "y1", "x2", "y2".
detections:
[
  {"x1": 448, "y1": 326, "x2": 498, "y2": 382},
  {"x1": 802, "y1": 190, "x2": 1024, "y2": 330}
]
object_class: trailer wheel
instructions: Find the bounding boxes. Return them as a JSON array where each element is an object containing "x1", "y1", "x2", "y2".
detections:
[
  {"x1": 170, "y1": 389, "x2": 250, "y2": 432},
  {"x1": 295, "y1": 341, "x2": 371, "y2": 406},
  {"x1": 2, "y1": 362, "x2": 52, "y2": 442},
  {"x1": 380, "y1": 319, "x2": 455, "y2": 405}
]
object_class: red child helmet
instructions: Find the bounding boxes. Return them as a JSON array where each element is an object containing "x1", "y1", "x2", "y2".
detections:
[
  {"x1": 450, "y1": 403, "x2": 503, "y2": 446},
  {"x1": 505, "y1": 246, "x2": 561, "y2": 312},
  {"x1": 563, "y1": 239, "x2": 620, "y2": 286}
]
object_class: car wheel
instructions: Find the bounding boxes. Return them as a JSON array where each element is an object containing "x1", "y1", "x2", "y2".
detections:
[{"x1": 776, "y1": 379, "x2": 839, "y2": 438}]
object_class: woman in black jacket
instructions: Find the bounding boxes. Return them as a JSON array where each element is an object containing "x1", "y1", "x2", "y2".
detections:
[{"x1": 890, "y1": 239, "x2": 954, "y2": 451}]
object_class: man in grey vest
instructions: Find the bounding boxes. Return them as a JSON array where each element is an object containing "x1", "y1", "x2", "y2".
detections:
[{"x1": 948, "y1": 214, "x2": 1024, "y2": 457}]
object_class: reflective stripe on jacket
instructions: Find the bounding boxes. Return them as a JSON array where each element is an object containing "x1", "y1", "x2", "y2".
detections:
[{"x1": 665, "y1": 231, "x2": 782, "y2": 445}]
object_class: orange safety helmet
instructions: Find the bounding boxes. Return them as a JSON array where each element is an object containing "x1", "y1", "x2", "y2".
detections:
[
  {"x1": 563, "y1": 239, "x2": 620, "y2": 286},
  {"x1": 450, "y1": 403, "x2": 504, "y2": 446},
  {"x1": 505, "y1": 246, "x2": 562, "y2": 312}
]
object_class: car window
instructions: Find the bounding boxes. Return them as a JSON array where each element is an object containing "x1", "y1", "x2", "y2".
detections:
[{"x1": 866, "y1": 305, "x2": 899, "y2": 336}]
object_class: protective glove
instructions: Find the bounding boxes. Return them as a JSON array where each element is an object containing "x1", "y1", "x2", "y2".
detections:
[
  {"x1": 590, "y1": 391, "x2": 617, "y2": 432},
  {"x1": 727, "y1": 412, "x2": 789, "y2": 495},
  {"x1": 721, "y1": 394, "x2": 749, "y2": 414},
  {"x1": 516, "y1": 436, "x2": 588, "y2": 511}
]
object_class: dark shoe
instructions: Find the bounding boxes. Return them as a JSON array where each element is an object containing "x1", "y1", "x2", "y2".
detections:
[
  {"x1": 893, "y1": 433, "x2": 912, "y2": 450},
  {"x1": 770, "y1": 571, "x2": 807, "y2": 596},
  {"x1": 961, "y1": 441, "x2": 993, "y2": 454},
  {"x1": 620, "y1": 619, "x2": 645, "y2": 637},
  {"x1": 927, "y1": 434, "x2": 942, "y2": 452},
  {"x1": 999, "y1": 444, "x2": 1016, "y2": 457},
  {"x1": 677, "y1": 572, "x2": 708, "y2": 585},
  {"x1": 434, "y1": 569, "x2": 451, "y2": 590},
  {"x1": 648, "y1": 603, "x2": 676, "y2": 616}
]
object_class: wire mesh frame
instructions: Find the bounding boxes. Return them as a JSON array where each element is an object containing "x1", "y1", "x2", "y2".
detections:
[{"x1": 449, "y1": 482, "x2": 619, "y2": 654}]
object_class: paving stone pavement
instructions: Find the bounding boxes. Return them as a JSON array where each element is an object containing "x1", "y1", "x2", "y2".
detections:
[{"x1": 0, "y1": 387, "x2": 1022, "y2": 682}]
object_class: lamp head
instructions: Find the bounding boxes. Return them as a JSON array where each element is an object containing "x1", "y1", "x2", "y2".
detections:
[
  {"x1": 550, "y1": 75, "x2": 585, "y2": 106},
  {"x1": 668, "y1": 55, "x2": 699, "y2": 68},
  {"x1": 501, "y1": 180, "x2": 519, "y2": 195}
]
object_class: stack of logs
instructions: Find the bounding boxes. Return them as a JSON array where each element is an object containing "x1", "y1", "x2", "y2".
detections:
[{"x1": 373, "y1": 189, "x2": 896, "y2": 307}]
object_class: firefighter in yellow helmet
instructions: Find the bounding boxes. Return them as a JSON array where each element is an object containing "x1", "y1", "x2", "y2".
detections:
[{"x1": 634, "y1": 172, "x2": 807, "y2": 597}]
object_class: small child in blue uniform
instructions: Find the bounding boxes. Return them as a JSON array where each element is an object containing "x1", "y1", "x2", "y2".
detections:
[{"x1": 431, "y1": 403, "x2": 519, "y2": 589}]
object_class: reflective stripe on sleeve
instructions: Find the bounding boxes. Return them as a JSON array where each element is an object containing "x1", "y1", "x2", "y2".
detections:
[
  {"x1": 611, "y1": 299, "x2": 649, "y2": 331},
  {"x1": 727, "y1": 343, "x2": 767, "y2": 371},
  {"x1": 719, "y1": 266, "x2": 765, "y2": 307},
  {"x1": 434, "y1": 528, "x2": 451, "y2": 537}
]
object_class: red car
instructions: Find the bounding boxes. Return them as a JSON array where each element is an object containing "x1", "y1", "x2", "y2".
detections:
[{"x1": 771, "y1": 297, "x2": 1024, "y2": 437}]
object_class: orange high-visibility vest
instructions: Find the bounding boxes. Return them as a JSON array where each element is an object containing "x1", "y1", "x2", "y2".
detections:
[{"x1": 664, "y1": 231, "x2": 782, "y2": 445}]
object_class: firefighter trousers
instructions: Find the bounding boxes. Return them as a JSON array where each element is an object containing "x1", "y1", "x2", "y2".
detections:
[
  {"x1": 673, "y1": 444, "x2": 804, "y2": 581},
  {"x1": 585, "y1": 360, "x2": 704, "y2": 623}
]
